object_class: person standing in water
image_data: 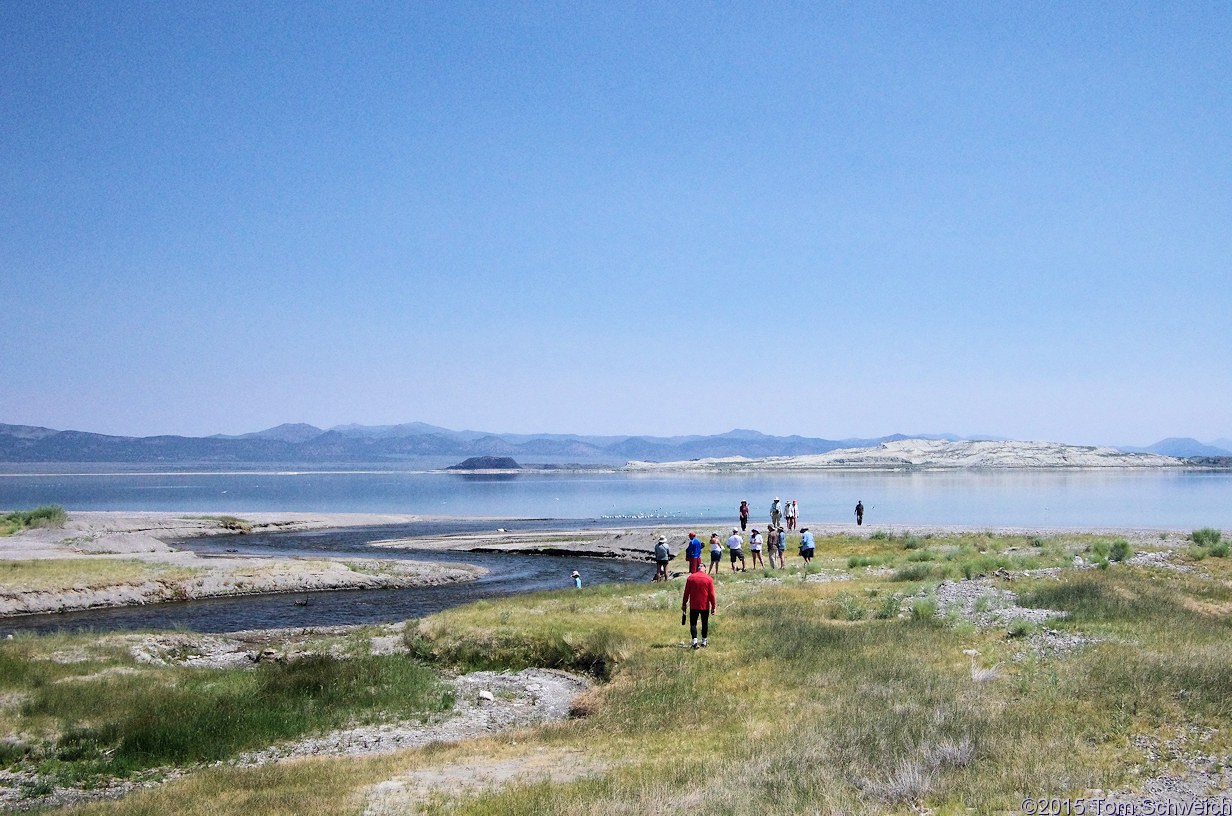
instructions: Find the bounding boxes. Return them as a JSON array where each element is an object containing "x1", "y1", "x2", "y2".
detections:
[{"x1": 855, "y1": 501, "x2": 864, "y2": 526}]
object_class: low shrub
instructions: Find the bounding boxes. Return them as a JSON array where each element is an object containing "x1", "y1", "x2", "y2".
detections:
[
  {"x1": 0, "y1": 506, "x2": 67, "y2": 536},
  {"x1": 1193, "y1": 528, "x2": 1223, "y2": 548},
  {"x1": 1108, "y1": 539, "x2": 1132, "y2": 563},
  {"x1": 894, "y1": 563, "x2": 934, "y2": 582},
  {"x1": 1006, "y1": 619, "x2": 1038, "y2": 638},
  {"x1": 831, "y1": 592, "x2": 867, "y2": 621},
  {"x1": 876, "y1": 595, "x2": 902, "y2": 620},
  {"x1": 910, "y1": 598, "x2": 937, "y2": 621}
]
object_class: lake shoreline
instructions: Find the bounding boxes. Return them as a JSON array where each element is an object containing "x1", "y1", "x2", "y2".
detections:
[
  {"x1": 0, "y1": 511, "x2": 1214, "y2": 619},
  {"x1": 0, "y1": 512, "x2": 489, "y2": 618}
]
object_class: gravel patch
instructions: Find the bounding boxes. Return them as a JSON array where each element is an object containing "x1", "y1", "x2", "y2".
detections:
[
  {"x1": 930, "y1": 578, "x2": 1065, "y2": 630},
  {"x1": 237, "y1": 668, "x2": 590, "y2": 764},
  {"x1": 1094, "y1": 727, "x2": 1232, "y2": 811}
]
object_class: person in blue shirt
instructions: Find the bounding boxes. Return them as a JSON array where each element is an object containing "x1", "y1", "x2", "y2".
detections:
[
  {"x1": 799, "y1": 527, "x2": 815, "y2": 565},
  {"x1": 685, "y1": 532, "x2": 704, "y2": 573},
  {"x1": 571, "y1": 570, "x2": 582, "y2": 589}
]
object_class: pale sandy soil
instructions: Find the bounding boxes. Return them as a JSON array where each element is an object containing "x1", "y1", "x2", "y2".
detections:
[
  {"x1": 625, "y1": 438, "x2": 1187, "y2": 470},
  {"x1": 0, "y1": 513, "x2": 485, "y2": 617}
]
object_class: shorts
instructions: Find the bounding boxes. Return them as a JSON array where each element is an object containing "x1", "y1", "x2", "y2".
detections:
[
  {"x1": 656, "y1": 559, "x2": 669, "y2": 567},
  {"x1": 730, "y1": 549, "x2": 743, "y2": 562},
  {"x1": 750, "y1": 545, "x2": 761, "y2": 552},
  {"x1": 710, "y1": 551, "x2": 722, "y2": 565}
]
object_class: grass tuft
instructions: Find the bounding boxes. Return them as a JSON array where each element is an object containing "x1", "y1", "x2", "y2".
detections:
[{"x1": 1, "y1": 506, "x2": 67, "y2": 537}]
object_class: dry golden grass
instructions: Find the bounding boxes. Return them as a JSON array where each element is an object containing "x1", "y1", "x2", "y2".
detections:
[{"x1": 20, "y1": 532, "x2": 1232, "y2": 815}]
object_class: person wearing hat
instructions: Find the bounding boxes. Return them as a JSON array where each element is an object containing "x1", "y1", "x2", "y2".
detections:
[
  {"x1": 684, "y1": 532, "x2": 704, "y2": 574},
  {"x1": 798, "y1": 527, "x2": 815, "y2": 565},
  {"x1": 571, "y1": 570, "x2": 582, "y2": 589},
  {"x1": 749, "y1": 527, "x2": 764, "y2": 569},
  {"x1": 708, "y1": 532, "x2": 723, "y2": 575},
  {"x1": 653, "y1": 535, "x2": 671, "y2": 582},
  {"x1": 726, "y1": 528, "x2": 745, "y2": 573},
  {"x1": 738, "y1": 500, "x2": 749, "y2": 532},
  {"x1": 775, "y1": 526, "x2": 788, "y2": 568},
  {"x1": 770, "y1": 497, "x2": 782, "y2": 529}
]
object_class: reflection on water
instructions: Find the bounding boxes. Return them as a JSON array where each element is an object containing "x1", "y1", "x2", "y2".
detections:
[{"x1": 0, "y1": 469, "x2": 1229, "y2": 527}]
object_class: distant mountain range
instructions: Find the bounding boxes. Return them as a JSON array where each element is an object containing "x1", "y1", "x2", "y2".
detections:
[
  {"x1": 1117, "y1": 437, "x2": 1232, "y2": 458},
  {"x1": 0, "y1": 422, "x2": 1227, "y2": 465}
]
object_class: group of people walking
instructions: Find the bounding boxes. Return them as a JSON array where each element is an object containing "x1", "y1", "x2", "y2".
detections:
[{"x1": 646, "y1": 495, "x2": 868, "y2": 648}]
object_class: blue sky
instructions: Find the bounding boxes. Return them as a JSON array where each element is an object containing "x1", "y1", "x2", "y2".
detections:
[{"x1": 3, "y1": 2, "x2": 1229, "y2": 445}]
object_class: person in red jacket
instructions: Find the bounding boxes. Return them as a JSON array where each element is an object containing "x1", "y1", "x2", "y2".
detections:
[{"x1": 681, "y1": 569, "x2": 717, "y2": 649}]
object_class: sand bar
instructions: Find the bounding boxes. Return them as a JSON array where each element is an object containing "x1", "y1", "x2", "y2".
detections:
[{"x1": 0, "y1": 512, "x2": 487, "y2": 617}]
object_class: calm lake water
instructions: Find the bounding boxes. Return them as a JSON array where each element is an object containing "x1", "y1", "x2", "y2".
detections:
[
  {"x1": 1, "y1": 468, "x2": 1230, "y2": 529},
  {"x1": 2, "y1": 469, "x2": 1229, "y2": 635}
]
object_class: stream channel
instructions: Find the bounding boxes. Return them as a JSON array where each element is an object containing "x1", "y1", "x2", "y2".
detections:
[{"x1": 0, "y1": 519, "x2": 662, "y2": 637}]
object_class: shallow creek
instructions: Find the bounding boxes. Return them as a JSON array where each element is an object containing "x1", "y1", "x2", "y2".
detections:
[{"x1": 0, "y1": 519, "x2": 658, "y2": 636}]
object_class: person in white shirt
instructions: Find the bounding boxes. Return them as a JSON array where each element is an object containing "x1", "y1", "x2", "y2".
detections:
[
  {"x1": 708, "y1": 532, "x2": 723, "y2": 575},
  {"x1": 749, "y1": 528, "x2": 764, "y2": 569},
  {"x1": 726, "y1": 529, "x2": 746, "y2": 573}
]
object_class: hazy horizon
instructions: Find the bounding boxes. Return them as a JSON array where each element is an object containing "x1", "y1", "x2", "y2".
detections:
[{"x1": 2, "y1": 417, "x2": 1227, "y2": 453}]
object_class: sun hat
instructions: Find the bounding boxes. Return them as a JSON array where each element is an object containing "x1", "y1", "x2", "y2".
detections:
[{"x1": 657, "y1": 535, "x2": 666, "y2": 543}]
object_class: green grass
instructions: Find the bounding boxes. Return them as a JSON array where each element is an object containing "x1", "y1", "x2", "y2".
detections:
[
  {"x1": 0, "y1": 559, "x2": 200, "y2": 593},
  {"x1": 15, "y1": 529, "x2": 1230, "y2": 816},
  {"x1": 0, "y1": 641, "x2": 452, "y2": 789},
  {"x1": 1, "y1": 505, "x2": 67, "y2": 536}
]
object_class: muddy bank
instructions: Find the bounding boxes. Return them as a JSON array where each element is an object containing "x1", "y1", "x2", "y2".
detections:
[{"x1": 0, "y1": 513, "x2": 485, "y2": 618}]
